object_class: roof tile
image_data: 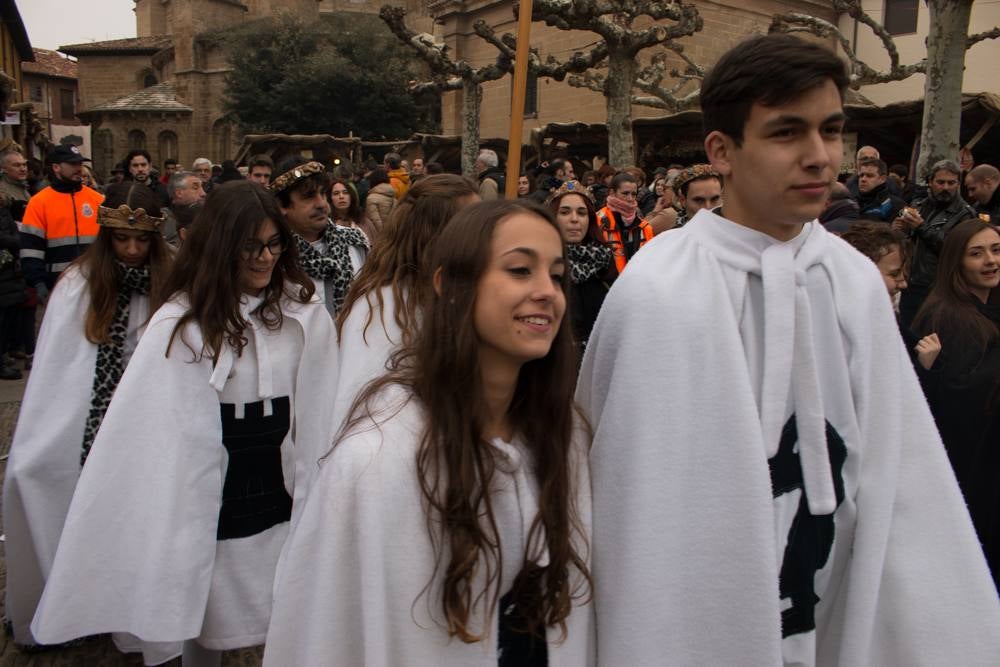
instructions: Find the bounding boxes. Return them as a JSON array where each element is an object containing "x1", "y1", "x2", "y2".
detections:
[
  {"x1": 83, "y1": 82, "x2": 192, "y2": 114},
  {"x1": 59, "y1": 36, "x2": 172, "y2": 55},
  {"x1": 22, "y1": 48, "x2": 78, "y2": 79}
]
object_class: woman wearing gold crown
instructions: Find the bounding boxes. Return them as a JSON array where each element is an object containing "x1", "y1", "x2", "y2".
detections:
[{"x1": 3, "y1": 184, "x2": 173, "y2": 659}]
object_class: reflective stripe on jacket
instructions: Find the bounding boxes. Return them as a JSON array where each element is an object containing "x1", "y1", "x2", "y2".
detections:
[
  {"x1": 19, "y1": 185, "x2": 102, "y2": 287},
  {"x1": 597, "y1": 205, "x2": 653, "y2": 274}
]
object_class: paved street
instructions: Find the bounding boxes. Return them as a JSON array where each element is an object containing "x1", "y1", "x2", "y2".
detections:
[{"x1": 0, "y1": 369, "x2": 264, "y2": 666}]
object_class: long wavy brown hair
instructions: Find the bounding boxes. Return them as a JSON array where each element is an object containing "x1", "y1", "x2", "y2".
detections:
[
  {"x1": 77, "y1": 183, "x2": 171, "y2": 344},
  {"x1": 339, "y1": 199, "x2": 590, "y2": 642},
  {"x1": 335, "y1": 173, "x2": 479, "y2": 346},
  {"x1": 914, "y1": 218, "x2": 1000, "y2": 352},
  {"x1": 160, "y1": 180, "x2": 314, "y2": 360}
]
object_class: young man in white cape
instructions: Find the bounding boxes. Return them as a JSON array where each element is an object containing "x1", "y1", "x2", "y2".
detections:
[{"x1": 577, "y1": 34, "x2": 1000, "y2": 665}]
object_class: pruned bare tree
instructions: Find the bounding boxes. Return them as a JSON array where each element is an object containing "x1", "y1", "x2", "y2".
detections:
[
  {"x1": 771, "y1": 0, "x2": 1000, "y2": 180},
  {"x1": 380, "y1": 6, "x2": 509, "y2": 176},
  {"x1": 531, "y1": 0, "x2": 703, "y2": 167}
]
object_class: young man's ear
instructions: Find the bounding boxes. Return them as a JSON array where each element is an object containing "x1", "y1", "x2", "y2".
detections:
[
  {"x1": 704, "y1": 130, "x2": 736, "y2": 178},
  {"x1": 432, "y1": 267, "x2": 443, "y2": 296}
]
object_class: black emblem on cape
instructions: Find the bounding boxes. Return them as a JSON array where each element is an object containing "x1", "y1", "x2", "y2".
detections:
[
  {"x1": 217, "y1": 397, "x2": 293, "y2": 540},
  {"x1": 769, "y1": 416, "x2": 847, "y2": 638}
]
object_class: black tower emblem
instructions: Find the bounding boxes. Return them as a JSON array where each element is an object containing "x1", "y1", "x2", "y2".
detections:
[
  {"x1": 769, "y1": 416, "x2": 848, "y2": 638},
  {"x1": 217, "y1": 397, "x2": 293, "y2": 540}
]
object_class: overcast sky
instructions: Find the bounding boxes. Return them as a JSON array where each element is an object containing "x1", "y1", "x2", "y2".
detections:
[{"x1": 16, "y1": 0, "x2": 136, "y2": 52}]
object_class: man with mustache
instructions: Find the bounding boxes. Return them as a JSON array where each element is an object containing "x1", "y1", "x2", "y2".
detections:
[
  {"x1": 895, "y1": 159, "x2": 976, "y2": 328},
  {"x1": 272, "y1": 156, "x2": 369, "y2": 317}
]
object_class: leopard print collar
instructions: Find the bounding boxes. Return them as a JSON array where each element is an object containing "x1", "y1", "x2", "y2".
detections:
[
  {"x1": 80, "y1": 263, "x2": 151, "y2": 464},
  {"x1": 295, "y1": 220, "x2": 369, "y2": 314}
]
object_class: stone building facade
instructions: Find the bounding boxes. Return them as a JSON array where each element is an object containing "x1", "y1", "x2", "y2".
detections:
[
  {"x1": 69, "y1": 0, "x2": 842, "y2": 176},
  {"x1": 21, "y1": 49, "x2": 88, "y2": 160}
]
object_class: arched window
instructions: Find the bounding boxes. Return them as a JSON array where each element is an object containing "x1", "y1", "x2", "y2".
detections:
[
  {"x1": 128, "y1": 129, "x2": 147, "y2": 151},
  {"x1": 138, "y1": 67, "x2": 158, "y2": 89},
  {"x1": 94, "y1": 128, "x2": 115, "y2": 179},
  {"x1": 158, "y1": 130, "x2": 178, "y2": 163}
]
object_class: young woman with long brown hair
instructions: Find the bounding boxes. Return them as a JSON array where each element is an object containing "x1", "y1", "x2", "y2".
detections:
[
  {"x1": 4, "y1": 183, "x2": 170, "y2": 654},
  {"x1": 265, "y1": 200, "x2": 593, "y2": 665},
  {"x1": 29, "y1": 181, "x2": 339, "y2": 666},
  {"x1": 913, "y1": 218, "x2": 1000, "y2": 588},
  {"x1": 330, "y1": 174, "x2": 479, "y2": 438}
]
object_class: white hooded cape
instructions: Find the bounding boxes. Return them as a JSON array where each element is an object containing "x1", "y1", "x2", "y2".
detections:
[
  {"x1": 578, "y1": 210, "x2": 1000, "y2": 665},
  {"x1": 263, "y1": 386, "x2": 594, "y2": 666},
  {"x1": 3, "y1": 266, "x2": 148, "y2": 646},
  {"x1": 29, "y1": 289, "x2": 337, "y2": 651}
]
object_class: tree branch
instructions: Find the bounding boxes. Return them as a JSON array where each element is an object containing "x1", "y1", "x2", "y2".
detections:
[
  {"x1": 567, "y1": 70, "x2": 608, "y2": 94},
  {"x1": 968, "y1": 25, "x2": 1000, "y2": 48},
  {"x1": 769, "y1": 11, "x2": 924, "y2": 87}
]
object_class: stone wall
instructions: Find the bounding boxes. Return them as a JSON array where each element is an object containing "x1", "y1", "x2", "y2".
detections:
[{"x1": 75, "y1": 55, "x2": 158, "y2": 111}]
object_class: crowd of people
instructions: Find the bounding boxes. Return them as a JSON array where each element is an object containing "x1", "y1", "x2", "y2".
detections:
[{"x1": 0, "y1": 32, "x2": 998, "y2": 666}]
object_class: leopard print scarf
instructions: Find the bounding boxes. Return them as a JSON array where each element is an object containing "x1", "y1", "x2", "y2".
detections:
[
  {"x1": 295, "y1": 221, "x2": 369, "y2": 313},
  {"x1": 80, "y1": 263, "x2": 151, "y2": 465},
  {"x1": 568, "y1": 242, "x2": 612, "y2": 284}
]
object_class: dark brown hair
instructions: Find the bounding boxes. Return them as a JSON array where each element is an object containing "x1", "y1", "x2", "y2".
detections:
[
  {"x1": 336, "y1": 173, "x2": 479, "y2": 346},
  {"x1": 78, "y1": 183, "x2": 171, "y2": 344},
  {"x1": 701, "y1": 33, "x2": 848, "y2": 145},
  {"x1": 914, "y1": 219, "x2": 1000, "y2": 352},
  {"x1": 160, "y1": 180, "x2": 314, "y2": 360},
  {"x1": 548, "y1": 188, "x2": 603, "y2": 246},
  {"x1": 840, "y1": 220, "x2": 906, "y2": 265},
  {"x1": 329, "y1": 177, "x2": 362, "y2": 223},
  {"x1": 339, "y1": 199, "x2": 590, "y2": 641}
]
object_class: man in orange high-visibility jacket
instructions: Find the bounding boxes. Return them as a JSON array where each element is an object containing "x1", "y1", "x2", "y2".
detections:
[
  {"x1": 596, "y1": 171, "x2": 653, "y2": 276},
  {"x1": 19, "y1": 145, "x2": 103, "y2": 301}
]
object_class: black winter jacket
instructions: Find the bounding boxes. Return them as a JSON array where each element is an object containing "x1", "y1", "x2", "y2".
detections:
[{"x1": 907, "y1": 195, "x2": 976, "y2": 287}]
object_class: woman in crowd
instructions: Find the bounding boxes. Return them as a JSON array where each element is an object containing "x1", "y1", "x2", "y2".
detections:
[
  {"x1": 912, "y1": 218, "x2": 1000, "y2": 589},
  {"x1": 547, "y1": 181, "x2": 611, "y2": 353},
  {"x1": 80, "y1": 164, "x2": 102, "y2": 192},
  {"x1": 517, "y1": 173, "x2": 533, "y2": 198},
  {"x1": 4, "y1": 185, "x2": 171, "y2": 656},
  {"x1": 264, "y1": 200, "x2": 593, "y2": 665},
  {"x1": 363, "y1": 167, "x2": 396, "y2": 236},
  {"x1": 29, "y1": 181, "x2": 337, "y2": 666},
  {"x1": 589, "y1": 163, "x2": 615, "y2": 209},
  {"x1": 330, "y1": 176, "x2": 373, "y2": 242},
  {"x1": 331, "y1": 174, "x2": 479, "y2": 433}
]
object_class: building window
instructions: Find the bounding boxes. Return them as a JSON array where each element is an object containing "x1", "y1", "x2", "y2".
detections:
[
  {"x1": 94, "y1": 128, "x2": 115, "y2": 179},
  {"x1": 59, "y1": 89, "x2": 75, "y2": 120},
  {"x1": 524, "y1": 72, "x2": 538, "y2": 118},
  {"x1": 158, "y1": 130, "x2": 178, "y2": 163},
  {"x1": 128, "y1": 129, "x2": 147, "y2": 151},
  {"x1": 29, "y1": 84, "x2": 43, "y2": 103},
  {"x1": 884, "y1": 0, "x2": 919, "y2": 35}
]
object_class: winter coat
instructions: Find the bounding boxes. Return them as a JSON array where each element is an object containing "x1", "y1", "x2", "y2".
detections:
[
  {"x1": 855, "y1": 182, "x2": 905, "y2": 222},
  {"x1": 364, "y1": 183, "x2": 396, "y2": 234},
  {"x1": 0, "y1": 206, "x2": 26, "y2": 307},
  {"x1": 974, "y1": 185, "x2": 1000, "y2": 225},
  {"x1": 907, "y1": 195, "x2": 977, "y2": 288}
]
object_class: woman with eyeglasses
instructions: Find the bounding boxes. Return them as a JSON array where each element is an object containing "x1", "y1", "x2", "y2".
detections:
[
  {"x1": 4, "y1": 183, "x2": 171, "y2": 657},
  {"x1": 30, "y1": 180, "x2": 338, "y2": 666}
]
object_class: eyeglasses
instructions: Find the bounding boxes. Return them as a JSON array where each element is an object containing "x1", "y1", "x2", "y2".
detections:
[{"x1": 241, "y1": 237, "x2": 285, "y2": 259}]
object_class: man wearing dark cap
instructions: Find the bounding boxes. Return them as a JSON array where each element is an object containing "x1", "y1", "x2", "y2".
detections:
[{"x1": 19, "y1": 145, "x2": 103, "y2": 302}]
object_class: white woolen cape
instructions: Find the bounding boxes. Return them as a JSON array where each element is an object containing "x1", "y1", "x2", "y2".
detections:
[
  {"x1": 578, "y1": 210, "x2": 1000, "y2": 665},
  {"x1": 3, "y1": 266, "x2": 148, "y2": 646},
  {"x1": 263, "y1": 387, "x2": 594, "y2": 666},
  {"x1": 29, "y1": 288, "x2": 337, "y2": 650}
]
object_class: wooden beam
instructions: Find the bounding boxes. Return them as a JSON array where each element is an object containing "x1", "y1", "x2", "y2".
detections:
[{"x1": 505, "y1": 0, "x2": 534, "y2": 199}]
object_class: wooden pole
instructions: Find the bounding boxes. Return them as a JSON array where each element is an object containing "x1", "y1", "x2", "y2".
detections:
[{"x1": 505, "y1": 0, "x2": 534, "y2": 199}]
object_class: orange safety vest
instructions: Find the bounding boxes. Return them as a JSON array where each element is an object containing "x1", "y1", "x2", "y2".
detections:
[{"x1": 596, "y1": 206, "x2": 653, "y2": 274}]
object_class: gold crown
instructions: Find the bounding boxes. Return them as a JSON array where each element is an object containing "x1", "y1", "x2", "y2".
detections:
[
  {"x1": 269, "y1": 161, "x2": 326, "y2": 194},
  {"x1": 544, "y1": 179, "x2": 595, "y2": 207},
  {"x1": 98, "y1": 205, "x2": 164, "y2": 233}
]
